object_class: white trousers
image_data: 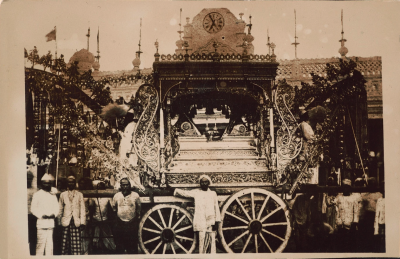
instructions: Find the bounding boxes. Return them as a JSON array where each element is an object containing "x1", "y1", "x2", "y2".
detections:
[
  {"x1": 36, "y1": 228, "x2": 54, "y2": 255},
  {"x1": 198, "y1": 231, "x2": 216, "y2": 254}
]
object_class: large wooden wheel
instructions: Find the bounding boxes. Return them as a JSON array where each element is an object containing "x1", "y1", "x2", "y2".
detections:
[
  {"x1": 139, "y1": 204, "x2": 197, "y2": 254},
  {"x1": 218, "y1": 188, "x2": 291, "y2": 253}
]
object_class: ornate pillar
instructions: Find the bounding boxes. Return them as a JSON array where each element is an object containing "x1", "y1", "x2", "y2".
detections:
[
  {"x1": 259, "y1": 102, "x2": 266, "y2": 158},
  {"x1": 269, "y1": 91, "x2": 276, "y2": 171}
]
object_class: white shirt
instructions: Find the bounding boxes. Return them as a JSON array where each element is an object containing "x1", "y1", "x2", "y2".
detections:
[
  {"x1": 31, "y1": 189, "x2": 59, "y2": 229},
  {"x1": 112, "y1": 192, "x2": 140, "y2": 222},
  {"x1": 174, "y1": 188, "x2": 221, "y2": 232}
]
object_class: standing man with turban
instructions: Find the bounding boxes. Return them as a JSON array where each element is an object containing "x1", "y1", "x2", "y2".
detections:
[
  {"x1": 58, "y1": 175, "x2": 86, "y2": 255},
  {"x1": 31, "y1": 173, "x2": 59, "y2": 255},
  {"x1": 173, "y1": 175, "x2": 221, "y2": 254}
]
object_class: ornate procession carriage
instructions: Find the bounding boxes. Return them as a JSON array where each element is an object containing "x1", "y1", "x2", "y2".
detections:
[{"x1": 26, "y1": 8, "x2": 376, "y2": 254}]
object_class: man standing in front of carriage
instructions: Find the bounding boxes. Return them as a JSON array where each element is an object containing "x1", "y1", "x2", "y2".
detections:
[
  {"x1": 173, "y1": 175, "x2": 221, "y2": 254},
  {"x1": 112, "y1": 177, "x2": 141, "y2": 254}
]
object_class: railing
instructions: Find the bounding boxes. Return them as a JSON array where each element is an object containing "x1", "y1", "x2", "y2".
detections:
[{"x1": 158, "y1": 53, "x2": 274, "y2": 62}]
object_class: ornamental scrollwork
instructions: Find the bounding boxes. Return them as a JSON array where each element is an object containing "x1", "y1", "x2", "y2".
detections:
[
  {"x1": 274, "y1": 83, "x2": 303, "y2": 185},
  {"x1": 132, "y1": 84, "x2": 160, "y2": 179}
]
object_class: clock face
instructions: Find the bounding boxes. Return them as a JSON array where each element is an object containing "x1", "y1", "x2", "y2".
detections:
[{"x1": 203, "y1": 12, "x2": 224, "y2": 33}]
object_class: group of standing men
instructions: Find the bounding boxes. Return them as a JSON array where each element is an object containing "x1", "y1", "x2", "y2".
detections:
[
  {"x1": 29, "y1": 172, "x2": 221, "y2": 255},
  {"x1": 29, "y1": 175, "x2": 141, "y2": 255}
]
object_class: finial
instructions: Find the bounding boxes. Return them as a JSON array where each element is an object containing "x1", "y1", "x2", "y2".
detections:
[
  {"x1": 267, "y1": 28, "x2": 271, "y2": 55},
  {"x1": 155, "y1": 39, "x2": 159, "y2": 53},
  {"x1": 96, "y1": 27, "x2": 100, "y2": 61},
  {"x1": 154, "y1": 39, "x2": 160, "y2": 61},
  {"x1": 338, "y1": 9, "x2": 348, "y2": 58},
  {"x1": 178, "y1": 8, "x2": 183, "y2": 40},
  {"x1": 291, "y1": 10, "x2": 299, "y2": 59},
  {"x1": 270, "y1": 42, "x2": 276, "y2": 61},
  {"x1": 239, "y1": 13, "x2": 244, "y2": 20},
  {"x1": 247, "y1": 15, "x2": 252, "y2": 34},
  {"x1": 86, "y1": 27, "x2": 90, "y2": 51},
  {"x1": 138, "y1": 18, "x2": 142, "y2": 57},
  {"x1": 183, "y1": 41, "x2": 189, "y2": 61}
]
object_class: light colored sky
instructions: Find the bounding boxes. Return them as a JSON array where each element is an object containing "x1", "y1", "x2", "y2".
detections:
[{"x1": 4, "y1": 1, "x2": 400, "y2": 72}]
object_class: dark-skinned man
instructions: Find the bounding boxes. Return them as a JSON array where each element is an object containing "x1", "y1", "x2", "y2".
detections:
[
  {"x1": 58, "y1": 175, "x2": 86, "y2": 255},
  {"x1": 111, "y1": 177, "x2": 141, "y2": 254},
  {"x1": 174, "y1": 175, "x2": 221, "y2": 254}
]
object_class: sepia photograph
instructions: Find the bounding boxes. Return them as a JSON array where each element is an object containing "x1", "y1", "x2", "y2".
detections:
[{"x1": 1, "y1": 0, "x2": 400, "y2": 257}]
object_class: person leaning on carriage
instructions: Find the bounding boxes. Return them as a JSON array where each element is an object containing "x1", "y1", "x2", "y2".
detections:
[
  {"x1": 111, "y1": 177, "x2": 141, "y2": 254},
  {"x1": 173, "y1": 175, "x2": 221, "y2": 254}
]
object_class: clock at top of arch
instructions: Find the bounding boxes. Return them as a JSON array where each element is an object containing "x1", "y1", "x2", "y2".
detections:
[{"x1": 187, "y1": 8, "x2": 251, "y2": 55}]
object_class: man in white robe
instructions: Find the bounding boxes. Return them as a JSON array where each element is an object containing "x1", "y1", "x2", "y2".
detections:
[
  {"x1": 174, "y1": 175, "x2": 221, "y2": 254},
  {"x1": 31, "y1": 173, "x2": 59, "y2": 255}
]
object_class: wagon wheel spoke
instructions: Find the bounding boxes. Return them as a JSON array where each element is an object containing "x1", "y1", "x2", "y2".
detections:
[
  {"x1": 140, "y1": 204, "x2": 196, "y2": 254},
  {"x1": 259, "y1": 232, "x2": 273, "y2": 253},
  {"x1": 157, "y1": 209, "x2": 167, "y2": 228},
  {"x1": 257, "y1": 195, "x2": 270, "y2": 220},
  {"x1": 174, "y1": 239, "x2": 189, "y2": 253},
  {"x1": 171, "y1": 242, "x2": 176, "y2": 254},
  {"x1": 219, "y1": 188, "x2": 291, "y2": 254},
  {"x1": 262, "y1": 222, "x2": 288, "y2": 227},
  {"x1": 235, "y1": 197, "x2": 252, "y2": 221},
  {"x1": 148, "y1": 215, "x2": 164, "y2": 231},
  {"x1": 227, "y1": 230, "x2": 249, "y2": 247},
  {"x1": 144, "y1": 235, "x2": 161, "y2": 245},
  {"x1": 254, "y1": 234, "x2": 258, "y2": 253},
  {"x1": 172, "y1": 215, "x2": 187, "y2": 230},
  {"x1": 225, "y1": 211, "x2": 249, "y2": 225},
  {"x1": 168, "y1": 208, "x2": 175, "y2": 228},
  {"x1": 142, "y1": 227, "x2": 161, "y2": 234},
  {"x1": 262, "y1": 228, "x2": 285, "y2": 242},
  {"x1": 175, "y1": 225, "x2": 192, "y2": 233},
  {"x1": 261, "y1": 206, "x2": 282, "y2": 223},
  {"x1": 175, "y1": 234, "x2": 194, "y2": 241},
  {"x1": 222, "y1": 225, "x2": 248, "y2": 231},
  {"x1": 251, "y1": 192, "x2": 255, "y2": 220},
  {"x1": 241, "y1": 233, "x2": 252, "y2": 253},
  {"x1": 151, "y1": 240, "x2": 163, "y2": 254}
]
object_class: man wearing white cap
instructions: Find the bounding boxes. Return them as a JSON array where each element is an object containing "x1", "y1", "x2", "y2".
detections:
[
  {"x1": 173, "y1": 174, "x2": 221, "y2": 253},
  {"x1": 58, "y1": 175, "x2": 86, "y2": 255},
  {"x1": 31, "y1": 173, "x2": 59, "y2": 255}
]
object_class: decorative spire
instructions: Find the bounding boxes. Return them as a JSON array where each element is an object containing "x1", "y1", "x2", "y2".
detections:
[
  {"x1": 178, "y1": 8, "x2": 183, "y2": 40},
  {"x1": 86, "y1": 27, "x2": 90, "y2": 51},
  {"x1": 338, "y1": 9, "x2": 348, "y2": 58},
  {"x1": 133, "y1": 19, "x2": 143, "y2": 70},
  {"x1": 138, "y1": 18, "x2": 143, "y2": 58},
  {"x1": 96, "y1": 27, "x2": 100, "y2": 61},
  {"x1": 267, "y1": 28, "x2": 271, "y2": 55},
  {"x1": 93, "y1": 27, "x2": 101, "y2": 71},
  {"x1": 291, "y1": 10, "x2": 299, "y2": 59}
]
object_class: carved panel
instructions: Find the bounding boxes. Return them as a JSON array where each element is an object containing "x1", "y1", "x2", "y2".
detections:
[{"x1": 166, "y1": 172, "x2": 274, "y2": 185}]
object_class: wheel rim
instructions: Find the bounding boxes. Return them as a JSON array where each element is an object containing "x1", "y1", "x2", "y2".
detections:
[
  {"x1": 218, "y1": 188, "x2": 291, "y2": 253},
  {"x1": 139, "y1": 204, "x2": 197, "y2": 254}
]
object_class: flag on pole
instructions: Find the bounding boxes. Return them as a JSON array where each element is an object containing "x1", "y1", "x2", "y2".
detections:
[{"x1": 45, "y1": 27, "x2": 56, "y2": 42}]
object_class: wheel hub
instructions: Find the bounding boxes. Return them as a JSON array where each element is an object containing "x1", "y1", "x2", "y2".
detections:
[
  {"x1": 161, "y1": 228, "x2": 175, "y2": 243},
  {"x1": 249, "y1": 220, "x2": 262, "y2": 235}
]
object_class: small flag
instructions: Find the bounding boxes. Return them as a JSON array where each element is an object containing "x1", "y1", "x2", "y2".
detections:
[
  {"x1": 45, "y1": 27, "x2": 56, "y2": 42},
  {"x1": 24, "y1": 48, "x2": 28, "y2": 58}
]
